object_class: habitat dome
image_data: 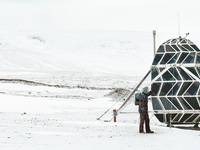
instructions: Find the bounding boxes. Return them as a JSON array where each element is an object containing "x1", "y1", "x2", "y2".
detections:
[{"x1": 151, "y1": 37, "x2": 200, "y2": 124}]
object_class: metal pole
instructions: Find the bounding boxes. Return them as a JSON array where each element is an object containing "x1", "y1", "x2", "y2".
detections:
[
  {"x1": 116, "y1": 69, "x2": 151, "y2": 114},
  {"x1": 153, "y1": 30, "x2": 156, "y2": 55}
]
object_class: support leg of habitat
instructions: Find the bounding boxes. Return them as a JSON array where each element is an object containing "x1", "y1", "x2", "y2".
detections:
[{"x1": 194, "y1": 123, "x2": 199, "y2": 128}]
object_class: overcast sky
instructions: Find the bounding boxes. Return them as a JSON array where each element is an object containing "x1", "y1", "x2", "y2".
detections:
[{"x1": 0, "y1": 0, "x2": 200, "y2": 39}]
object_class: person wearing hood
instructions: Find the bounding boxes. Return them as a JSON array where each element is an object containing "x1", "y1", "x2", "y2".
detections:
[{"x1": 138, "y1": 87, "x2": 154, "y2": 133}]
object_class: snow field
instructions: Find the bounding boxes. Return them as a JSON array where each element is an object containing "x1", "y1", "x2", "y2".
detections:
[{"x1": 0, "y1": 84, "x2": 199, "y2": 150}]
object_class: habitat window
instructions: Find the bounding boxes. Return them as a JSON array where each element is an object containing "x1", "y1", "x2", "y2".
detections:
[
  {"x1": 168, "y1": 97, "x2": 183, "y2": 110},
  {"x1": 196, "y1": 53, "x2": 200, "y2": 63},
  {"x1": 196, "y1": 67, "x2": 200, "y2": 77},
  {"x1": 168, "y1": 82, "x2": 182, "y2": 95},
  {"x1": 151, "y1": 83, "x2": 161, "y2": 96},
  {"x1": 178, "y1": 45, "x2": 188, "y2": 51},
  {"x1": 195, "y1": 116, "x2": 200, "y2": 122},
  {"x1": 191, "y1": 45, "x2": 200, "y2": 51},
  {"x1": 162, "y1": 71, "x2": 175, "y2": 81},
  {"x1": 152, "y1": 98, "x2": 163, "y2": 110},
  {"x1": 183, "y1": 53, "x2": 195, "y2": 63},
  {"x1": 160, "y1": 53, "x2": 175, "y2": 64},
  {"x1": 159, "y1": 68, "x2": 165, "y2": 72},
  {"x1": 184, "y1": 82, "x2": 199, "y2": 95},
  {"x1": 166, "y1": 114, "x2": 177, "y2": 123},
  {"x1": 184, "y1": 97, "x2": 200, "y2": 110},
  {"x1": 151, "y1": 67, "x2": 159, "y2": 80},
  {"x1": 165, "y1": 45, "x2": 175, "y2": 52},
  {"x1": 187, "y1": 67, "x2": 199, "y2": 78},
  {"x1": 157, "y1": 45, "x2": 165, "y2": 52},
  {"x1": 168, "y1": 53, "x2": 180, "y2": 64},
  {"x1": 171, "y1": 39, "x2": 177, "y2": 44},
  {"x1": 155, "y1": 114, "x2": 164, "y2": 122},
  {"x1": 160, "y1": 97, "x2": 176, "y2": 110},
  {"x1": 182, "y1": 45, "x2": 194, "y2": 51},
  {"x1": 152, "y1": 54, "x2": 163, "y2": 65},
  {"x1": 177, "y1": 53, "x2": 189, "y2": 63},
  {"x1": 180, "y1": 39, "x2": 187, "y2": 44},
  {"x1": 178, "y1": 82, "x2": 192, "y2": 95},
  {"x1": 177, "y1": 67, "x2": 193, "y2": 80},
  {"x1": 160, "y1": 82, "x2": 175, "y2": 96},
  {"x1": 169, "y1": 68, "x2": 181, "y2": 80},
  {"x1": 178, "y1": 97, "x2": 193, "y2": 110},
  {"x1": 186, "y1": 114, "x2": 199, "y2": 123},
  {"x1": 173, "y1": 113, "x2": 183, "y2": 122},
  {"x1": 179, "y1": 114, "x2": 193, "y2": 122},
  {"x1": 171, "y1": 45, "x2": 180, "y2": 51}
]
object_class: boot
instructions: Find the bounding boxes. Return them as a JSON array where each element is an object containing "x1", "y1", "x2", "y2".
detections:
[{"x1": 146, "y1": 130, "x2": 154, "y2": 133}]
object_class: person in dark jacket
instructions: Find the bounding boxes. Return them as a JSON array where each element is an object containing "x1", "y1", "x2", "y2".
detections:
[{"x1": 138, "y1": 87, "x2": 154, "y2": 133}]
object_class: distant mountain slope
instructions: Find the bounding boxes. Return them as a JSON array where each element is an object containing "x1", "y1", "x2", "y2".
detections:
[{"x1": 0, "y1": 31, "x2": 153, "y2": 76}]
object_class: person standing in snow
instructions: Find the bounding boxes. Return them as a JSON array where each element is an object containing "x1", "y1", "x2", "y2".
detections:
[{"x1": 138, "y1": 87, "x2": 154, "y2": 133}]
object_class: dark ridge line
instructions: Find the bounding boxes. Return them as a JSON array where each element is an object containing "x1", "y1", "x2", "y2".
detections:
[
  {"x1": 0, "y1": 92, "x2": 94, "y2": 100},
  {"x1": 0, "y1": 79, "x2": 115, "y2": 90}
]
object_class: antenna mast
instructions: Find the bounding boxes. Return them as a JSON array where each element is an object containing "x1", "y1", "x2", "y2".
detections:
[{"x1": 153, "y1": 30, "x2": 156, "y2": 55}]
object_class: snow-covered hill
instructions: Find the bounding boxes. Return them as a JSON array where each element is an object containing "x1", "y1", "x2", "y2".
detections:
[
  {"x1": 0, "y1": 31, "x2": 153, "y2": 74},
  {"x1": 0, "y1": 1, "x2": 200, "y2": 150}
]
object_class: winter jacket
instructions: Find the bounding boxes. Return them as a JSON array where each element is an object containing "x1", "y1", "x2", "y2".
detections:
[{"x1": 138, "y1": 91, "x2": 151, "y2": 113}]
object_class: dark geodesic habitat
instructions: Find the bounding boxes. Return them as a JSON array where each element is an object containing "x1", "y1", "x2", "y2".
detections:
[{"x1": 151, "y1": 37, "x2": 200, "y2": 124}]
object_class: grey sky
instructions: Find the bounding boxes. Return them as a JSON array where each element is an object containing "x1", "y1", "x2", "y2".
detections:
[{"x1": 0, "y1": 0, "x2": 200, "y2": 36}]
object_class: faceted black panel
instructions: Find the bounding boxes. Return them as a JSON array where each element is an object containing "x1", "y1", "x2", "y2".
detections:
[
  {"x1": 171, "y1": 45, "x2": 180, "y2": 51},
  {"x1": 169, "y1": 68, "x2": 181, "y2": 80},
  {"x1": 153, "y1": 54, "x2": 163, "y2": 65},
  {"x1": 173, "y1": 114, "x2": 183, "y2": 122},
  {"x1": 152, "y1": 98, "x2": 163, "y2": 110},
  {"x1": 160, "y1": 97, "x2": 176, "y2": 110},
  {"x1": 187, "y1": 67, "x2": 199, "y2": 78},
  {"x1": 186, "y1": 114, "x2": 199, "y2": 123},
  {"x1": 168, "y1": 53, "x2": 180, "y2": 64},
  {"x1": 178, "y1": 97, "x2": 193, "y2": 110},
  {"x1": 168, "y1": 97, "x2": 183, "y2": 110},
  {"x1": 196, "y1": 53, "x2": 200, "y2": 63},
  {"x1": 168, "y1": 82, "x2": 182, "y2": 95},
  {"x1": 151, "y1": 67, "x2": 159, "y2": 80},
  {"x1": 166, "y1": 45, "x2": 176, "y2": 52},
  {"x1": 184, "y1": 97, "x2": 200, "y2": 110},
  {"x1": 178, "y1": 45, "x2": 189, "y2": 51},
  {"x1": 162, "y1": 71, "x2": 175, "y2": 81},
  {"x1": 160, "y1": 53, "x2": 175, "y2": 64},
  {"x1": 155, "y1": 114, "x2": 164, "y2": 122},
  {"x1": 183, "y1": 53, "x2": 195, "y2": 63},
  {"x1": 177, "y1": 68, "x2": 193, "y2": 80},
  {"x1": 195, "y1": 116, "x2": 200, "y2": 122},
  {"x1": 151, "y1": 83, "x2": 161, "y2": 96},
  {"x1": 177, "y1": 53, "x2": 189, "y2": 63},
  {"x1": 182, "y1": 45, "x2": 194, "y2": 51},
  {"x1": 180, "y1": 39, "x2": 187, "y2": 44},
  {"x1": 180, "y1": 114, "x2": 193, "y2": 122},
  {"x1": 160, "y1": 82, "x2": 175, "y2": 96},
  {"x1": 191, "y1": 45, "x2": 200, "y2": 51},
  {"x1": 178, "y1": 82, "x2": 192, "y2": 95},
  {"x1": 184, "y1": 82, "x2": 199, "y2": 95},
  {"x1": 151, "y1": 38, "x2": 200, "y2": 124},
  {"x1": 196, "y1": 67, "x2": 200, "y2": 77},
  {"x1": 166, "y1": 114, "x2": 177, "y2": 123},
  {"x1": 157, "y1": 45, "x2": 165, "y2": 52}
]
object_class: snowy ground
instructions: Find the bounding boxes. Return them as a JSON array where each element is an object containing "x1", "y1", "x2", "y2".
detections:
[
  {"x1": 0, "y1": 29, "x2": 199, "y2": 149},
  {"x1": 0, "y1": 0, "x2": 200, "y2": 149},
  {"x1": 0, "y1": 82, "x2": 200, "y2": 150}
]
